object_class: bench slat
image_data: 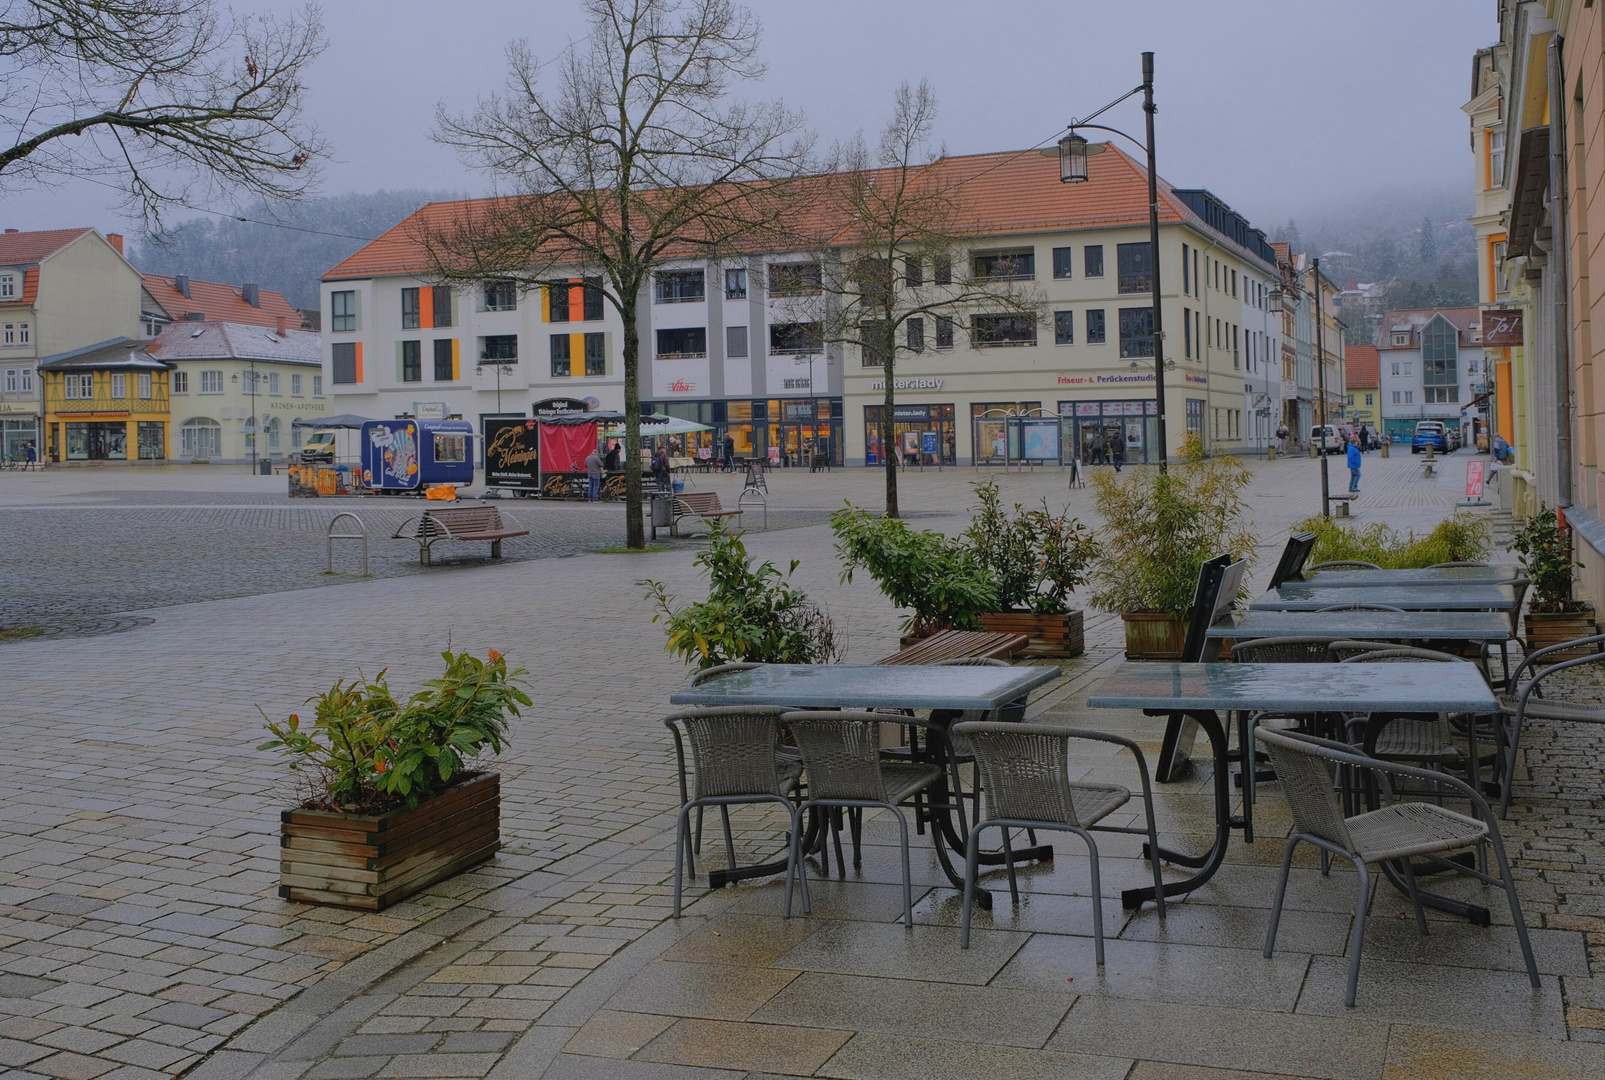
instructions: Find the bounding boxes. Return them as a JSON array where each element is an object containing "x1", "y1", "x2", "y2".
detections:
[{"x1": 875, "y1": 629, "x2": 1029, "y2": 666}]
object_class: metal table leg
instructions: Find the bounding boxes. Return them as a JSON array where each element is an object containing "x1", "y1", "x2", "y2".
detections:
[{"x1": 1123, "y1": 708, "x2": 1236, "y2": 910}]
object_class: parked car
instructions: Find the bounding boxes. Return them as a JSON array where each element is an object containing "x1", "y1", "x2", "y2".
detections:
[
  {"x1": 1308, "y1": 425, "x2": 1344, "y2": 454},
  {"x1": 1411, "y1": 421, "x2": 1452, "y2": 454}
]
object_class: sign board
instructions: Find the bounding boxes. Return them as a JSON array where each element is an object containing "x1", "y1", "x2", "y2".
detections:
[
  {"x1": 1482, "y1": 308, "x2": 1524, "y2": 346},
  {"x1": 921, "y1": 431, "x2": 939, "y2": 455},
  {"x1": 1465, "y1": 460, "x2": 1485, "y2": 498},
  {"x1": 1281, "y1": 379, "x2": 1298, "y2": 401},
  {"x1": 532, "y1": 397, "x2": 589, "y2": 417},
  {"x1": 483, "y1": 417, "x2": 541, "y2": 489},
  {"x1": 413, "y1": 401, "x2": 447, "y2": 420}
]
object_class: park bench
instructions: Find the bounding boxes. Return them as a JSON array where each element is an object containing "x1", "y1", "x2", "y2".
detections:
[
  {"x1": 393, "y1": 505, "x2": 528, "y2": 566},
  {"x1": 671, "y1": 491, "x2": 742, "y2": 536},
  {"x1": 876, "y1": 628, "x2": 1029, "y2": 665}
]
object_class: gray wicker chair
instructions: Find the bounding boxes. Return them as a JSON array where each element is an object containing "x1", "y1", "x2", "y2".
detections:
[
  {"x1": 1336, "y1": 648, "x2": 1475, "y2": 771},
  {"x1": 781, "y1": 710, "x2": 945, "y2": 926},
  {"x1": 1307, "y1": 560, "x2": 1382, "y2": 572},
  {"x1": 664, "y1": 706, "x2": 803, "y2": 918},
  {"x1": 1497, "y1": 634, "x2": 1605, "y2": 815},
  {"x1": 684, "y1": 663, "x2": 765, "y2": 855},
  {"x1": 931, "y1": 656, "x2": 1024, "y2": 834},
  {"x1": 1255, "y1": 727, "x2": 1538, "y2": 1006},
  {"x1": 1327, "y1": 639, "x2": 1408, "y2": 662},
  {"x1": 954, "y1": 721, "x2": 1166, "y2": 964},
  {"x1": 1231, "y1": 637, "x2": 1335, "y2": 664}
]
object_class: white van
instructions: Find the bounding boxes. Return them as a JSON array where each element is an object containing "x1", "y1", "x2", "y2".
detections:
[{"x1": 1308, "y1": 425, "x2": 1343, "y2": 454}]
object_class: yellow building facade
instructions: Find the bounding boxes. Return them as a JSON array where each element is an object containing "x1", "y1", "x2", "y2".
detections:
[{"x1": 39, "y1": 338, "x2": 171, "y2": 463}]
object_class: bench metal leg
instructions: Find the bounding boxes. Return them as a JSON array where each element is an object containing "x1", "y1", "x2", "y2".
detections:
[
  {"x1": 420, "y1": 544, "x2": 431, "y2": 567},
  {"x1": 491, "y1": 539, "x2": 503, "y2": 558}
]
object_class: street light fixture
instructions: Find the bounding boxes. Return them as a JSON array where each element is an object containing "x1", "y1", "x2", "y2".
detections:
[{"x1": 1045, "y1": 52, "x2": 1169, "y2": 469}]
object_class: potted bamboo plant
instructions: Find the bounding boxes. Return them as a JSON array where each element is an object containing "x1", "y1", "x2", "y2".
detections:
[
  {"x1": 259, "y1": 650, "x2": 528, "y2": 910},
  {"x1": 1511, "y1": 508, "x2": 1597, "y2": 658},
  {"x1": 830, "y1": 505, "x2": 999, "y2": 643},
  {"x1": 962, "y1": 480, "x2": 1099, "y2": 657},
  {"x1": 1089, "y1": 434, "x2": 1254, "y2": 659}
]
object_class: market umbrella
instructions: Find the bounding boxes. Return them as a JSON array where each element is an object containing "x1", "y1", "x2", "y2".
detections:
[{"x1": 605, "y1": 413, "x2": 713, "y2": 437}]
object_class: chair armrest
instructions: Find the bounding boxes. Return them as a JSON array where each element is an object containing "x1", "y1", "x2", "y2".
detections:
[
  {"x1": 1263, "y1": 728, "x2": 1496, "y2": 822},
  {"x1": 1514, "y1": 646, "x2": 1605, "y2": 718},
  {"x1": 1507, "y1": 633, "x2": 1605, "y2": 691}
]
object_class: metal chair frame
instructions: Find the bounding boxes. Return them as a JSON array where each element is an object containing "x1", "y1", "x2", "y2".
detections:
[
  {"x1": 1498, "y1": 633, "x2": 1605, "y2": 816},
  {"x1": 682, "y1": 664, "x2": 763, "y2": 855}
]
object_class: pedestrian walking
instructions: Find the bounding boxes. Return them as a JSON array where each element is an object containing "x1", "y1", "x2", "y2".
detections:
[
  {"x1": 22, "y1": 442, "x2": 36, "y2": 470},
  {"x1": 1090, "y1": 429, "x2": 1105, "y2": 465},
  {"x1": 1275, "y1": 422, "x2": 1289, "y2": 455},
  {"x1": 651, "y1": 446, "x2": 672, "y2": 492},
  {"x1": 584, "y1": 446, "x2": 604, "y2": 501},
  {"x1": 722, "y1": 434, "x2": 735, "y2": 471},
  {"x1": 1357, "y1": 424, "x2": 1369, "y2": 452},
  {"x1": 1346, "y1": 436, "x2": 1362, "y2": 494},
  {"x1": 1112, "y1": 438, "x2": 1125, "y2": 472}
]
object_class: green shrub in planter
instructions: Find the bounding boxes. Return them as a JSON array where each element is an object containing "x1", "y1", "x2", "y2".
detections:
[{"x1": 830, "y1": 504, "x2": 998, "y2": 638}]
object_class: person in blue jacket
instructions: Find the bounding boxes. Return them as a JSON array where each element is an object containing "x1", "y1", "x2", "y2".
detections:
[{"x1": 1346, "y1": 435, "x2": 1362, "y2": 493}]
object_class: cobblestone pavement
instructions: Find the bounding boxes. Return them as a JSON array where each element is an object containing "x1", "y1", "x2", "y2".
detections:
[{"x1": 8, "y1": 449, "x2": 1600, "y2": 1080}]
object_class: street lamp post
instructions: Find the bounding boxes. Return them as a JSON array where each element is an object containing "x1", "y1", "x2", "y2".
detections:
[
  {"x1": 1313, "y1": 257, "x2": 1331, "y2": 519},
  {"x1": 1053, "y1": 51, "x2": 1169, "y2": 470},
  {"x1": 248, "y1": 358, "x2": 258, "y2": 475}
]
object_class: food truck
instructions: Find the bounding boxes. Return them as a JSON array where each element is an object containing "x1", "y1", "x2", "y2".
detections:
[{"x1": 360, "y1": 419, "x2": 474, "y2": 493}]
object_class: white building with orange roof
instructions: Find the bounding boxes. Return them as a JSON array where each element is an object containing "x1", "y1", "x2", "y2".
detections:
[{"x1": 318, "y1": 145, "x2": 1281, "y2": 467}]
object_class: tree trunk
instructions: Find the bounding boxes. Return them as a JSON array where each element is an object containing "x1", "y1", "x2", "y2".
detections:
[{"x1": 621, "y1": 296, "x2": 645, "y2": 549}]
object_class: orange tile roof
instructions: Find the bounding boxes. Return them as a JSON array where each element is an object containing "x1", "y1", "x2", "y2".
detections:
[
  {"x1": 142, "y1": 274, "x2": 300, "y2": 328},
  {"x1": 0, "y1": 228, "x2": 93, "y2": 267},
  {"x1": 1344, "y1": 345, "x2": 1380, "y2": 387},
  {"x1": 0, "y1": 267, "x2": 40, "y2": 307},
  {"x1": 324, "y1": 146, "x2": 1225, "y2": 281}
]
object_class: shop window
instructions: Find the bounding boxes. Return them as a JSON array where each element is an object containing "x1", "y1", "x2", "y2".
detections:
[
  {"x1": 138, "y1": 421, "x2": 165, "y2": 459},
  {"x1": 179, "y1": 417, "x2": 220, "y2": 457}
]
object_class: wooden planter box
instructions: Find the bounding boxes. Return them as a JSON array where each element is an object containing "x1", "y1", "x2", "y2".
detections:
[
  {"x1": 977, "y1": 610, "x2": 1085, "y2": 658},
  {"x1": 1524, "y1": 606, "x2": 1600, "y2": 662},
  {"x1": 1122, "y1": 612, "x2": 1187, "y2": 660},
  {"x1": 278, "y1": 772, "x2": 500, "y2": 910}
]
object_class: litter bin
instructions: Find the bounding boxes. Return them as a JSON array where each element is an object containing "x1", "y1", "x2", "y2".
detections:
[{"x1": 258, "y1": 458, "x2": 272, "y2": 475}]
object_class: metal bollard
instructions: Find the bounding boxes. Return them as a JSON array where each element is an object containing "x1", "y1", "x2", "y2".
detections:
[
  {"x1": 1381, "y1": 442, "x2": 1390, "y2": 458},
  {"x1": 327, "y1": 512, "x2": 369, "y2": 575}
]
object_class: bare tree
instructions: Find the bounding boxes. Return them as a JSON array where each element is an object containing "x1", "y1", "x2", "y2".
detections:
[
  {"x1": 785, "y1": 81, "x2": 1040, "y2": 518},
  {"x1": 0, "y1": 1, "x2": 328, "y2": 229},
  {"x1": 425, "y1": 0, "x2": 811, "y2": 549}
]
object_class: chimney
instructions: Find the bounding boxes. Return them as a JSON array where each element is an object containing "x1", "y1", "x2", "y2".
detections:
[
  {"x1": 174, "y1": 274, "x2": 190, "y2": 298},
  {"x1": 106, "y1": 233, "x2": 124, "y2": 254},
  {"x1": 275, "y1": 314, "x2": 288, "y2": 336},
  {"x1": 242, "y1": 283, "x2": 260, "y2": 308},
  {"x1": 4, "y1": 228, "x2": 17, "y2": 234}
]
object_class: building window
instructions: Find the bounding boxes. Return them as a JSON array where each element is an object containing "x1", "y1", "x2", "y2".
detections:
[
  {"x1": 291, "y1": 373, "x2": 302, "y2": 396},
  {"x1": 1489, "y1": 128, "x2": 1505, "y2": 186},
  {"x1": 768, "y1": 322, "x2": 819, "y2": 355},
  {"x1": 269, "y1": 372, "x2": 282, "y2": 394},
  {"x1": 584, "y1": 332, "x2": 606, "y2": 376},
  {"x1": 1404, "y1": 362, "x2": 1413, "y2": 376},
  {"x1": 1232, "y1": 324, "x2": 1239, "y2": 368},
  {"x1": 199, "y1": 369, "x2": 224, "y2": 393},
  {"x1": 434, "y1": 339, "x2": 454, "y2": 380},
  {"x1": 138, "y1": 372, "x2": 152, "y2": 399},
  {"x1": 1392, "y1": 333, "x2": 1408, "y2": 345},
  {"x1": 971, "y1": 250, "x2": 1035, "y2": 281},
  {"x1": 401, "y1": 287, "x2": 420, "y2": 329},
  {"x1": 172, "y1": 370, "x2": 188, "y2": 393},
  {"x1": 330, "y1": 290, "x2": 356, "y2": 332},
  {"x1": 1230, "y1": 268, "x2": 1237, "y2": 297},
  {"x1": 583, "y1": 279, "x2": 603, "y2": 320},
  {"x1": 725, "y1": 267, "x2": 747, "y2": 299},
  {"x1": 1052, "y1": 247, "x2": 1073, "y2": 279},
  {"x1": 1086, "y1": 308, "x2": 1106, "y2": 344},
  {"x1": 1393, "y1": 391, "x2": 1401, "y2": 404},
  {"x1": 548, "y1": 281, "x2": 570, "y2": 322},
  {"x1": 1186, "y1": 398, "x2": 1204, "y2": 436},
  {"x1": 657, "y1": 326, "x2": 707, "y2": 359},
  {"x1": 179, "y1": 417, "x2": 220, "y2": 458},
  {"x1": 859, "y1": 320, "x2": 889, "y2": 367},
  {"x1": 0, "y1": 274, "x2": 12, "y2": 298},
  {"x1": 936, "y1": 315, "x2": 954, "y2": 350},
  {"x1": 1118, "y1": 307, "x2": 1154, "y2": 358},
  {"x1": 934, "y1": 255, "x2": 952, "y2": 286},
  {"x1": 331, "y1": 344, "x2": 358, "y2": 384},
  {"x1": 1053, "y1": 310, "x2": 1074, "y2": 345},
  {"x1": 110, "y1": 373, "x2": 126, "y2": 399},
  {"x1": 655, "y1": 269, "x2": 705, "y2": 304},
  {"x1": 1426, "y1": 386, "x2": 1458, "y2": 403},
  {"x1": 1183, "y1": 307, "x2": 1192, "y2": 357},
  {"x1": 401, "y1": 340, "x2": 421, "y2": 382},
  {"x1": 1084, "y1": 245, "x2": 1104, "y2": 278},
  {"x1": 137, "y1": 421, "x2": 164, "y2": 460},
  {"x1": 313, "y1": 376, "x2": 323, "y2": 396},
  {"x1": 63, "y1": 373, "x2": 92, "y2": 399},
  {"x1": 433, "y1": 286, "x2": 452, "y2": 328},
  {"x1": 2, "y1": 367, "x2": 13, "y2": 391},
  {"x1": 17, "y1": 323, "x2": 27, "y2": 344},
  {"x1": 972, "y1": 314, "x2": 1037, "y2": 347},
  {"x1": 481, "y1": 334, "x2": 518, "y2": 362},
  {"x1": 484, "y1": 280, "x2": 518, "y2": 311},
  {"x1": 1347, "y1": 394, "x2": 1355, "y2": 406},
  {"x1": 1182, "y1": 243, "x2": 1190, "y2": 293},
  {"x1": 2, "y1": 324, "x2": 11, "y2": 345},
  {"x1": 550, "y1": 334, "x2": 571, "y2": 377},
  {"x1": 265, "y1": 416, "x2": 281, "y2": 451},
  {"x1": 1364, "y1": 393, "x2": 1373, "y2": 406},
  {"x1": 726, "y1": 325, "x2": 748, "y2": 358},
  {"x1": 767, "y1": 261, "x2": 822, "y2": 297},
  {"x1": 1116, "y1": 242, "x2": 1153, "y2": 294},
  {"x1": 904, "y1": 257, "x2": 923, "y2": 287},
  {"x1": 907, "y1": 317, "x2": 925, "y2": 351}
]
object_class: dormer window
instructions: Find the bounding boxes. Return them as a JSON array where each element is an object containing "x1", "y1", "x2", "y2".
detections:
[
  {"x1": 0, "y1": 273, "x2": 13, "y2": 298},
  {"x1": 1392, "y1": 333, "x2": 1408, "y2": 346}
]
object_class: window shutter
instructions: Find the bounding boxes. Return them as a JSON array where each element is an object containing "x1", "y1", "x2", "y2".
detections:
[{"x1": 726, "y1": 325, "x2": 748, "y2": 358}]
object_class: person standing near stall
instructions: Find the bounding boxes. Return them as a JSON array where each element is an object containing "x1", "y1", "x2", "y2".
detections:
[
  {"x1": 651, "y1": 445, "x2": 672, "y2": 491},
  {"x1": 1346, "y1": 435, "x2": 1362, "y2": 494},
  {"x1": 603, "y1": 439, "x2": 621, "y2": 473},
  {"x1": 584, "y1": 446, "x2": 604, "y2": 501}
]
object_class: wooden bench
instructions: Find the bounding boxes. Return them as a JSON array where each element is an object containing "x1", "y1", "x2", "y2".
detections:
[
  {"x1": 393, "y1": 506, "x2": 529, "y2": 566},
  {"x1": 671, "y1": 491, "x2": 742, "y2": 536},
  {"x1": 875, "y1": 628, "x2": 1029, "y2": 666}
]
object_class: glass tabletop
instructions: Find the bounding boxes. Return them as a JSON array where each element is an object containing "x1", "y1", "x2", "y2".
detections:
[
  {"x1": 1206, "y1": 609, "x2": 1515, "y2": 641},
  {"x1": 1302, "y1": 567, "x2": 1520, "y2": 587},
  {"x1": 1087, "y1": 661, "x2": 1498, "y2": 714},
  {"x1": 1250, "y1": 583, "x2": 1517, "y2": 612},
  {"x1": 668, "y1": 663, "x2": 1062, "y2": 711}
]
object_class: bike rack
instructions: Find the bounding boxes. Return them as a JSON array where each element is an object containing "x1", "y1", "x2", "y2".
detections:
[
  {"x1": 327, "y1": 512, "x2": 370, "y2": 575},
  {"x1": 738, "y1": 485, "x2": 768, "y2": 530}
]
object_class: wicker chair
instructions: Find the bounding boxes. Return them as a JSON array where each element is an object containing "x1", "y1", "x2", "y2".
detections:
[
  {"x1": 1228, "y1": 637, "x2": 1334, "y2": 809},
  {"x1": 1336, "y1": 648, "x2": 1476, "y2": 772},
  {"x1": 1497, "y1": 634, "x2": 1605, "y2": 816},
  {"x1": 1480, "y1": 578, "x2": 1532, "y2": 691},
  {"x1": 954, "y1": 721, "x2": 1166, "y2": 964},
  {"x1": 931, "y1": 656, "x2": 1025, "y2": 833},
  {"x1": 1255, "y1": 727, "x2": 1538, "y2": 1006},
  {"x1": 1307, "y1": 560, "x2": 1382, "y2": 572},
  {"x1": 781, "y1": 710, "x2": 945, "y2": 926},
  {"x1": 1327, "y1": 639, "x2": 1407, "y2": 662},
  {"x1": 664, "y1": 706, "x2": 803, "y2": 918},
  {"x1": 684, "y1": 664, "x2": 765, "y2": 855}
]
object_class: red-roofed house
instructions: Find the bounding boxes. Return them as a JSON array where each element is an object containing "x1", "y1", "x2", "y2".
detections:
[
  {"x1": 0, "y1": 227, "x2": 147, "y2": 462},
  {"x1": 140, "y1": 274, "x2": 301, "y2": 335},
  {"x1": 318, "y1": 145, "x2": 1285, "y2": 466},
  {"x1": 1344, "y1": 345, "x2": 1381, "y2": 436}
]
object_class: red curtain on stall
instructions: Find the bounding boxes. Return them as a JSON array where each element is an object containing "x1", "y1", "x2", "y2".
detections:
[{"x1": 538, "y1": 421, "x2": 597, "y2": 473}]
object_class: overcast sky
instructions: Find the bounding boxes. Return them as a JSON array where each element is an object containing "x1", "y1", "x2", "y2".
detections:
[{"x1": 8, "y1": 0, "x2": 1492, "y2": 238}]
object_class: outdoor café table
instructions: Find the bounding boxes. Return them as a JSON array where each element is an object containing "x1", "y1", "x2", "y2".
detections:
[
  {"x1": 1087, "y1": 661, "x2": 1499, "y2": 914},
  {"x1": 1249, "y1": 582, "x2": 1518, "y2": 613},
  {"x1": 670, "y1": 662, "x2": 1062, "y2": 907},
  {"x1": 1205, "y1": 609, "x2": 1514, "y2": 645},
  {"x1": 1301, "y1": 567, "x2": 1520, "y2": 587}
]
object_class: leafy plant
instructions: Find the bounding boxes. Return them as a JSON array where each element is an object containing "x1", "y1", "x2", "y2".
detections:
[
  {"x1": 642, "y1": 519, "x2": 843, "y2": 669},
  {"x1": 831, "y1": 504, "x2": 999, "y2": 637},
  {"x1": 1296, "y1": 512, "x2": 1492, "y2": 570},
  {"x1": 961, "y1": 479, "x2": 1100, "y2": 614},
  {"x1": 259, "y1": 650, "x2": 529, "y2": 812},
  {"x1": 1089, "y1": 445, "x2": 1255, "y2": 618},
  {"x1": 1510, "y1": 509, "x2": 1583, "y2": 611}
]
